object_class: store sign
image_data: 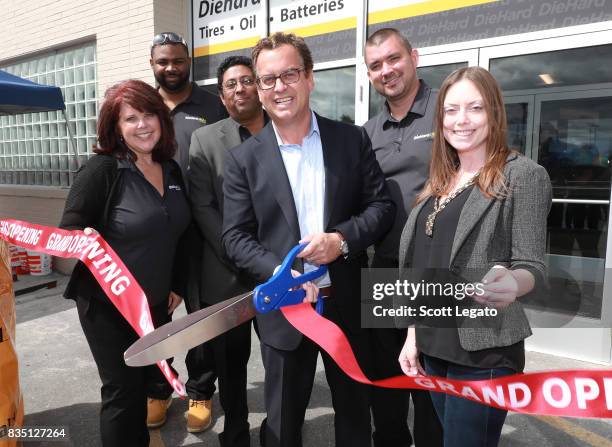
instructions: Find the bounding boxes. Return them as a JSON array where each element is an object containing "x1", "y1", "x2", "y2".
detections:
[
  {"x1": 269, "y1": 0, "x2": 356, "y2": 66},
  {"x1": 269, "y1": 0, "x2": 353, "y2": 35},
  {"x1": 367, "y1": 0, "x2": 612, "y2": 48},
  {"x1": 192, "y1": 0, "x2": 267, "y2": 80},
  {"x1": 191, "y1": 0, "x2": 358, "y2": 80}
]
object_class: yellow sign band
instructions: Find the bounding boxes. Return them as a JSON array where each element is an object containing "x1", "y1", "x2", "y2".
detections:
[
  {"x1": 368, "y1": 0, "x2": 497, "y2": 25},
  {"x1": 194, "y1": 36, "x2": 261, "y2": 57},
  {"x1": 284, "y1": 16, "x2": 357, "y2": 39}
]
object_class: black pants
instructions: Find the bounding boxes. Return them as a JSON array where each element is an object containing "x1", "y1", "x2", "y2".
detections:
[
  {"x1": 322, "y1": 299, "x2": 372, "y2": 447},
  {"x1": 370, "y1": 254, "x2": 443, "y2": 447},
  {"x1": 260, "y1": 299, "x2": 372, "y2": 447},
  {"x1": 187, "y1": 319, "x2": 252, "y2": 447},
  {"x1": 185, "y1": 338, "x2": 217, "y2": 400},
  {"x1": 77, "y1": 296, "x2": 173, "y2": 447},
  {"x1": 184, "y1": 227, "x2": 219, "y2": 402},
  {"x1": 260, "y1": 338, "x2": 318, "y2": 447}
]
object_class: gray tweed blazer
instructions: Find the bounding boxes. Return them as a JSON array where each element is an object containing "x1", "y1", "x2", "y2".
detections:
[{"x1": 398, "y1": 153, "x2": 552, "y2": 351}]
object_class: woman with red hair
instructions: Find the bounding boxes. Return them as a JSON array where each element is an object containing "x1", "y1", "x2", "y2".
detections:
[{"x1": 60, "y1": 80, "x2": 190, "y2": 447}]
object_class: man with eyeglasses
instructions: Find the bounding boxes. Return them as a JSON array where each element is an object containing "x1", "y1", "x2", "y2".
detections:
[
  {"x1": 147, "y1": 31, "x2": 227, "y2": 432},
  {"x1": 187, "y1": 55, "x2": 267, "y2": 446},
  {"x1": 222, "y1": 32, "x2": 394, "y2": 447}
]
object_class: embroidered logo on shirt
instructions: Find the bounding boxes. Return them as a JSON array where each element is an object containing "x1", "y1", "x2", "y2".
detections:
[
  {"x1": 169, "y1": 185, "x2": 182, "y2": 191},
  {"x1": 185, "y1": 115, "x2": 207, "y2": 124},
  {"x1": 413, "y1": 132, "x2": 436, "y2": 141},
  {"x1": 414, "y1": 132, "x2": 434, "y2": 141}
]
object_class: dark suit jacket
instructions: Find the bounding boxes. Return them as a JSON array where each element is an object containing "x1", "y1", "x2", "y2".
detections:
[
  {"x1": 222, "y1": 113, "x2": 395, "y2": 350},
  {"x1": 189, "y1": 117, "x2": 254, "y2": 306},
  {"x1": 399, "y1": 153, "x2": 552, "y2": 351}
]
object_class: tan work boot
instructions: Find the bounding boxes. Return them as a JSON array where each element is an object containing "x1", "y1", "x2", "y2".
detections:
[
  {"x1": 147, "y1": 397, "x2": 172, "y2": 428},
  {"x1": 186, "y1": 399, "x2": 212, "y2": 433}
]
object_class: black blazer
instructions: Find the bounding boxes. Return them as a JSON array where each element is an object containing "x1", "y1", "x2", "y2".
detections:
[{"x1": 222, "y1": 114, "x2": 395, "y2": 350}]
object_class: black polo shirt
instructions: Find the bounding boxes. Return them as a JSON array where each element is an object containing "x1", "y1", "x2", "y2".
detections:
[
  {"x1": 104, "y1": 159, "x2": 191, "y2": 307},
  {"x1": 363, "y1": 80, "x2": 437, "y2": 262},
  {"x1": 170, "y1": 82, "x2": 227, "y2": 181}
]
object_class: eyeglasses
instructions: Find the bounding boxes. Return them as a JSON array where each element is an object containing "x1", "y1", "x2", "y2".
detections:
[
  {"x1": 151, "y1": 32, "x2": 188, "y2": 48},
  {"x1": 222, "y1": 76, "x2": 256, "y2": 91},
  {"x1": 256, "y1": 68, "x2": 305, "y2": 90}
]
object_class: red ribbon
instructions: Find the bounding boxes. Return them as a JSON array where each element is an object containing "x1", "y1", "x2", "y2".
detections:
[
  {"x1": 0, "y1": 219, "x2": 185, "y2": 397},
  {"x1": 3, "y1": 219, "x2": 611, "y2": 417},
  {"x1": 281, "y1": 303, "x2": 612, "y2": 419}
]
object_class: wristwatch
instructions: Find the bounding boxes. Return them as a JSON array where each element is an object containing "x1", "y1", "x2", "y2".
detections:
[{"x1": 338, "y1": 233, "x2": 349, "y2": 259}]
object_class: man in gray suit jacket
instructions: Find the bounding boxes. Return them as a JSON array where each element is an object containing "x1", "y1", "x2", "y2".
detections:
[{"x1": 187, "y1": 56, "x2": 266, "y2": 446}]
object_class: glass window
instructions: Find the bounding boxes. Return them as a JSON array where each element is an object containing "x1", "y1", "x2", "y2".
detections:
[
  {"x1": 417, "y1": 62, "x2": 467, "y2": 91},
  {"x1": 77, "y1": 102, "x2": 86, "y2": 119},
  {"x1": 85, "y1": 65, "x2": 96, "y2": 82},
  {"x1": 84, "y1": 46, "x2": 95, "y2": 63},
  {"x1": 506, "y1": 102, "x2": 529, "y2": 154},
  {"x1": 491, "y1": 44, "x2": 612, "y2": 91},
  {"x1": 538, "y1": 97, "x2": 612, "y2": 201},
  {"x1": 0, "y1": 42, "x2": 97, "y2": 186},
  {"x1": 311, "y1": 67, "x2": 356, "y2": 124}
]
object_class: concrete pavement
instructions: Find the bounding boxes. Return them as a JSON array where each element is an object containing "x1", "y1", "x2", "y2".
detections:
[{"x1": 12, "y1": 272, "x2": 612, "y2": 446}]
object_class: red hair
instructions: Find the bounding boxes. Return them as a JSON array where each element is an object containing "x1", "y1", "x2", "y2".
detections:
[{"x1": 95, "y1": 79, "x2": 176, "y2": 161}]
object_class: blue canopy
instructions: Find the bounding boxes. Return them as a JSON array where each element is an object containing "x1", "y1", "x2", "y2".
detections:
[
  {"x1": 0, "y1": 69, "x2": 78, "y2": 170},
  {"x1": 0, "y1": 69, "x2": 65, "y2": 115}
]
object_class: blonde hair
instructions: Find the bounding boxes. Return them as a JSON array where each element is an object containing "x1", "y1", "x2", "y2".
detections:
[{"x1": 417, "y1": 67, "x2": 511, "y2": 204}]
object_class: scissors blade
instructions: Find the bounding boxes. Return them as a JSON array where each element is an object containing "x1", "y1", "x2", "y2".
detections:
[{"x1": 124, "y1": 291, "x2": 255, "y2": 366}]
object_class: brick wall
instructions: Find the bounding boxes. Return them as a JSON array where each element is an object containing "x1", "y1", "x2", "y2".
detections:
[
  {"x1": 154, "y1": 0, "x2": 190, "y2": 42},
  {"x1": 1, "y1": 0, "x2": 159, "y2": 92},
  {"x1": 0, "y1": 0, "x2": 191, "y2": 273}
]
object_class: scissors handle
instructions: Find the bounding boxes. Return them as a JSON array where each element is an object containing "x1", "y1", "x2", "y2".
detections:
[{"x1": 253, "y1": 243, "x2": 327, "y2": 315}]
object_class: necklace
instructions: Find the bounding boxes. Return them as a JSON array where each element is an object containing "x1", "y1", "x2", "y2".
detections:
[{"x1": 425, "y1": 174, "x2": 478, "y2": 237}]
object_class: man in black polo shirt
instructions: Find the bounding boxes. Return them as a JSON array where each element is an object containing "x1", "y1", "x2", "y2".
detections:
[
  {"x1": 148, "y1": 31, "x2": 227, "y2": 432},
  {"x1": 363, "y1": 27, "x2": 443, "y2": 447},
  {"x1": 150, "y1": 31, "x2": 227, "y2": 181}
]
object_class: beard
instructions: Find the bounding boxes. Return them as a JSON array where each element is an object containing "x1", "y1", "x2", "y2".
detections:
[{"x1": 155, "y1": 70, "x2": 190, "y2": 92}]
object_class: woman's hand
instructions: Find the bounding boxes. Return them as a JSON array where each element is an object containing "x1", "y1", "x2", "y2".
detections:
[
  {"x1": 474, "y1": 266, "x2": 518, "y2": 308},
  {"x1": 475, "y1": 266, "x2": 536, "y2": 308},
  {"x1": 398, "y1": 328, "x2": 424, "y2": 376},
  {"x1": 83, "y1": 227, "x2": 98, "y2": 235},
  {"x1": 168, "y1": 291, "x2": 183, "y2": 314}
]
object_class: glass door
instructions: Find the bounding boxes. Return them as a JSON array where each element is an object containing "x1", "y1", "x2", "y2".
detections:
[
  {"x1": 482, "y1": 32, "x2": 612, "y2": 364},
  {"x1": 535, "y1": 90, "x2": 612, "y2": 321},
  {"x1": 504, "y1": 95, "x2": 534, "y2": 156}
]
